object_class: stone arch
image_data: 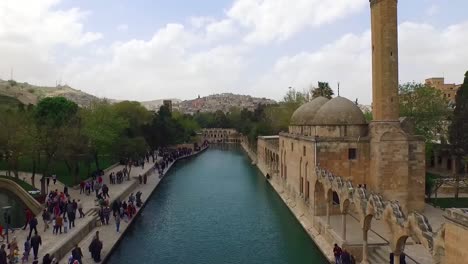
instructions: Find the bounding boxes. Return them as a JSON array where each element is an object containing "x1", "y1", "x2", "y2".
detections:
[
  {"x1": 0, "y1": 178, "x2": 42, "y2": 215},
  {"x1": 341, "y1": 198, "x2": 351, "y2": 214},
  {"x1": 363, "y1": 214, "x2": 373, "y2": 231},
  {"x1": 394, "y1": 235, "x2": 409, "y2": 255},
  {"x1": 331, "y1": 190, "x2": 340, "y2": 206}
]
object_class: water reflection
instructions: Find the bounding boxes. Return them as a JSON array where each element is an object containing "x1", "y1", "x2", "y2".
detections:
[{"x1": 0, "y1": 189, "x2": 27, "y2": 228}]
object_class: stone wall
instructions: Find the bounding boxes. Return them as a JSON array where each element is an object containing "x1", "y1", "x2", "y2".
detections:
[{"x1": 443, "y1": 209, "x2": 468, "y2": 264}]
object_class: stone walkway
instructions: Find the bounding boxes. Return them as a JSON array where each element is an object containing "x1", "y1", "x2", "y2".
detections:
[
  {"x1": 6, "y1": 159, "x2": 158, "y2": 263},
  {"x1": 59, "y1": 148, "x2": 207, "y2": 264}
]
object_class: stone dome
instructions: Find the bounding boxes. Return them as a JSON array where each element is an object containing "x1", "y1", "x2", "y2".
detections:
[
  {"x1": 312, "y1": 96, "x2": 366, "y2": 125},
  {"x1": 290, "y1": 97, "x2": 329, "y2": 125}
]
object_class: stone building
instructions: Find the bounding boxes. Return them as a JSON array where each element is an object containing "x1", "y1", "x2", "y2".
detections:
[
  {"x1": 201, "y1": 128, "x2": 241, "y2": 144},
  {"x1": 254, "y1": 0, "x2": 433, "y2": 262},
  {"x1": 425, "y1": 77, "x2": 461, "y2": 104}
]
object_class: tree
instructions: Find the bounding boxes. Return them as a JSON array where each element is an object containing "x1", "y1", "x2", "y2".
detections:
[
  {"x1": 399, "y1": 82, "x2": 451, "y2": 143},
  {"x1": 112, "y1": 101, "x2": 151, "y2": 137},
  {"x1": 311, "y1": 82, "x2": 334, "y2": 99},
  {"x1": 34, "y1": 97, "x2": 79, "y2": 193},
  {"x1": 0, "y1": 106, "x2": 29, "y2": 179},
  {"x1": 82, "y1": 101, "x2": 128, "y2": 169},
  {"x1": 449, "y1": 71, "x2": 468, "y2": 198}
]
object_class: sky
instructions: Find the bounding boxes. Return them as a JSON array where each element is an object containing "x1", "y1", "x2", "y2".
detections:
[{"x1": 1, "y1": 0, "x2": 467, "y2": 104}]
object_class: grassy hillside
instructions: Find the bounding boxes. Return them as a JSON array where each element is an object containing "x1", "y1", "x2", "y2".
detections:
[{"x1": 0, "y1": 79, "x2": 99, "y2": 107}]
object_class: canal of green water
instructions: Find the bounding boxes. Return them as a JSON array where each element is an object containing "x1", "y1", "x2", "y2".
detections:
[
  {"x1": 107, "y1": 146, "x2": 327, "y2": 264},
  {"x1": 0, "y1": 189, "x2": 27, "y2": 229}
]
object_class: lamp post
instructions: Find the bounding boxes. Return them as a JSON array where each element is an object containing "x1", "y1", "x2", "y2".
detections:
[{"x1": 2, "y1": 206, "x2": 11, "y2": 244}]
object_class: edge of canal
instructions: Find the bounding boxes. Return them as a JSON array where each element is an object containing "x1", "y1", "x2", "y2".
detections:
[
  {"x1": 100, "y1": 147, "x2": 209, "y2": 264},
  {"x1": 240, "y1": 143, "x2": 333, "y2": 263}
]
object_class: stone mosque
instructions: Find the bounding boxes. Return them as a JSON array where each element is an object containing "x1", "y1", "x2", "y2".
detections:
[{"x1": 251, "y1": 0, "x2": 468, "y2": 263}]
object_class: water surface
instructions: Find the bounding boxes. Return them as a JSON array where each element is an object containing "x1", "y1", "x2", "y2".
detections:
[{"x1": 108, "y1": 147, "x2": 327, "y2": 264}]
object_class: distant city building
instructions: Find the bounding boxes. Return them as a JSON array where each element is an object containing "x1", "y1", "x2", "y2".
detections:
[
  {"x1": 179, "y1": 93, "x2": 276, "y2": 114},
  {"x1": 425, "y1": 77, "x2": 461, "y2": 104}
]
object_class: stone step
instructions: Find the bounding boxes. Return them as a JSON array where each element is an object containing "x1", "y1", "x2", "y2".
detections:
[{"x1": 368, "y1": 247, "x2": 390, "y2": 264}]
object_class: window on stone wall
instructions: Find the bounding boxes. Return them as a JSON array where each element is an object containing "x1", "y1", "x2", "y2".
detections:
[
  {"x1": 303, "y1": 146, "x2": 306, "y2": 156},
  {"x1": 348, "y1": 148, "x2": 357, "y2": 160}
]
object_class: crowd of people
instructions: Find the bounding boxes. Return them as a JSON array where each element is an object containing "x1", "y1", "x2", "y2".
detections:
[
  {"x1": 154, "y1": 147, "x2": 194, "y2": 176},
  {"x1": 0, "y1": 145, "x2": 206, "y2": 264}
]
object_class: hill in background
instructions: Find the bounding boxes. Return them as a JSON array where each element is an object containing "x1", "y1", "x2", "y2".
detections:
[
  {"x1": 0, "y1": 79, "x2": 99, "y2": 107},
  {"x1": 0, "y1": 79, "x2": 276, "y2": 114}
]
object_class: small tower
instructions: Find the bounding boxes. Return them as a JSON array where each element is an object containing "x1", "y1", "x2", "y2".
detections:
[{"x1": 370, "y1": 0, "x2": 399, "y2": 121}]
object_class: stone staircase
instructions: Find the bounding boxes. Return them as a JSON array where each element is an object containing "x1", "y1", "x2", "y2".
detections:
[
  {"x1": 368, "y1": 247, "x2": 389, "y2": 263},
  {"x1": 368, "y1": 246, "x2": 419, "y2": 264}
]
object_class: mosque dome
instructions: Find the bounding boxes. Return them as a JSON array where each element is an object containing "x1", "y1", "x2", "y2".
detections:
[
  {"x1": 312, "y1": 96, "x2": 366, "y2": 125},
  {"x1": 290, "y1": 97, "x2": 329, "y2": 126}
]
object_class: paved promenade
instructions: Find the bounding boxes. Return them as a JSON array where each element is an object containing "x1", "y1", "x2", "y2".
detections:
[
  {"x1": 59, "y1": 148, "x2": 207, "y2": 263},
  {"x1": 6, "y1": 159, "x2": 158, "y2": 263}
]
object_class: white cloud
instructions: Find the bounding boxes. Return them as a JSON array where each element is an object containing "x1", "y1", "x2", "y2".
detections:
[
  {"x1": 227, "y1": 0, "x2": 368, "y2": 44},
  {"x1": 1, "y1": 0, "x2": 468, "y2": 106},
  {"x1": 189, "y1": 16, "x2": 215, "y2": 29},
  {"x1": 116, "y1": 24, "x2": 129, "y2": 32},
  {"x1": 205, "y1": 19, "x2": 237, "y2": 41},
  {"x1": 252, "y1": 21, "x2": 468, "y2": 104},
  {"x1": 62, "y1": 24, "x2": 248, "y2": 100},
  {"x1": 0, "y1": 0, "x2": 101, "y2": 83}
]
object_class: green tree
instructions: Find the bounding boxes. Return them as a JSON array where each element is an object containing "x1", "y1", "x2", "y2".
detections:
[
  {"x1": 82, "y1": 101, "x2": 128, "y2": 169},
  {"x1": 399, "y1": 82, "x2": 450, "y2": 143},
  {"x1": 34, "y1": 97, "x2": 79, "y2": 193},
  {"x1": 112, "y1": 101, "x2": 152, "y2": 137},
  {"x1": 0, "y1": 106, "x2": 29, "y2": 179},
  {"x1": 311, "y1": 82, "x2": 334, "y2": 99},
  {"x1": 449, "y1": 71, "x2": 468, "y2": 198}
]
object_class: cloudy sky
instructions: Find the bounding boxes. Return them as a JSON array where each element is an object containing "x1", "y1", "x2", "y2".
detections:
[{"x1": 0, "y1": 0, "x2": 467, "y2": 104}]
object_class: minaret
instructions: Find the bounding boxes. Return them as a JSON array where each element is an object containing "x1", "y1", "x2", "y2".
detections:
[
  {"x1": 368, "y1": 0, "x2": 425, "y2": 213},
  {"x1": 370, "y1": 0, "x2": 399, "y2": 121}
]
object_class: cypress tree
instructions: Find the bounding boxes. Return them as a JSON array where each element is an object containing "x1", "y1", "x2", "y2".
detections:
[
  {"x1": 449, "y1": 71, "x2": 468, "y2": 155},
  {"x1": 449, "y1": 71, "x2": 468, "y2": 198}
]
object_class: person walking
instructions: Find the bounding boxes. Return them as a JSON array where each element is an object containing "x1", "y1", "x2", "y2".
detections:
[
  {"x1": 67, "y1": 202, "x2": 75, "y2": 229},
  {"x1": 80, "y1": 181, "x2": 85, "y2": 194},
  {"x1": 42, "y1": 209, "x2": 50, "y2": 232},
  {"x1": 42, "y1": 253, "x2": 52, "y2": 264},
  {"x1": 143, "y1": 173, "x2": 147, "y2": 184},
  {"x1": 0, "y1": 244, "x2": 7, "y2": 264},
  {"x1": 55, "y1": 215, "x2": 63, "y2": 234},
  {"x1": 341, "y1": 248, "x2": 351, "y2": 264},
  {"x1": 30, "y1": 232, "x2": 42, "y2": 260},
  {"x1": 78, "y1": 200, "x2": 85, "y2": 218},
  {"x1": 23, "y1": 238, "x2": 31, "y2": 263},
  {"x1": 333, "y1": 244, "x2": 342, "y2": 264},
  {"x1": 28, "y1": 216, "x2": 38, "y2": 239},
  {"x1": 115, "y1": 213, "x2": 120, "y2": 233},
  {"x1": 22, "y1": 209, "x2": 32, "y2": 230},
  {"x1": 88, "y1": 231, "x2": 102, "y2": 263},
  {"x1": 138, "y1": 174, "x2": 142, "y2": 184},
  {"x1": 71, "y1": 244, "x2": 83, "y2": 264}
]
